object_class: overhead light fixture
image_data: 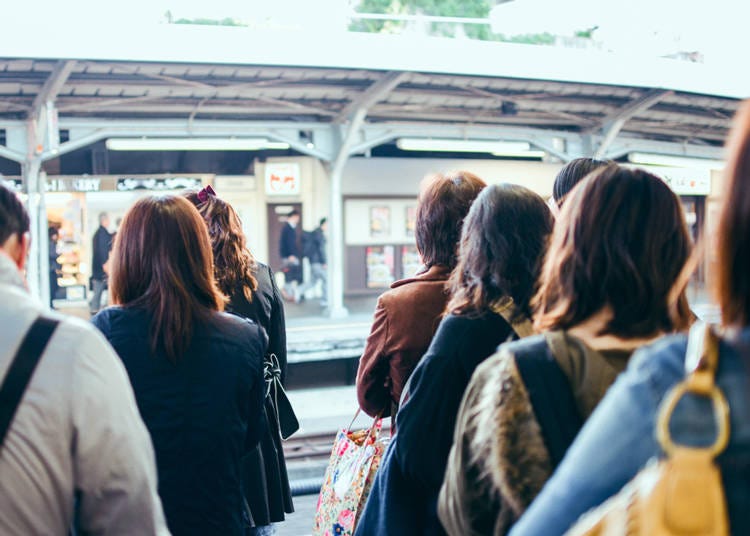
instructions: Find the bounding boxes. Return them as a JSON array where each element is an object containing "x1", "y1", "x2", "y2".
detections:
[
  {"x1": 628, "y1": 152, "x2": 724, "y2": 170},
  {"x1": 396, "y1": 138, "x2": 545, "y2": 158},
  {"x1": 299, "y1": 130, "x2": 315, "y2": 149},
  {"x1": 105, "y1": 137, "x2": 291, "y2": 151}
]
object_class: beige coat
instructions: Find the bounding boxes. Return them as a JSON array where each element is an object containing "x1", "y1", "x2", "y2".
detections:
[{"x1": 0, "y1": 253, "x2": 168, "y2": 535}]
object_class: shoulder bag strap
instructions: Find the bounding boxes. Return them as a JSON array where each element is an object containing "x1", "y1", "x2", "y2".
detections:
[
  {"x1": 0, "y1": 316, "x2": 60, "y2": 450},
  {"x1": 491, "y1": 298, "x2": 536, "y2": 339},
  {"x1": 514, "y1": 334, "x2": 584, "y2": 468}
]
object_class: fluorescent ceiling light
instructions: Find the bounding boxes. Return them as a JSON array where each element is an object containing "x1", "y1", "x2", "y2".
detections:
[
  {"x1": 105, "y1": 137, "x2": 290, "y2": 151},
  {"x1": 396, "y1": 138, "x2": 544, "y2": 158},
  {"x1": 628, "y1": 152, "x2": 724, "y2": 170}
]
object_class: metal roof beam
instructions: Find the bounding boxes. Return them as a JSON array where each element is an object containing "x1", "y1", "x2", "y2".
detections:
[
  {"x1": 334, "y1": 71, "x2": 409, "y2": 123},
  {"x1": 31, "y1": 60, "x2": 76, "y2": 113},
  {"x1": 594, "y1": 89, "x2": 672, "y2": 158}
]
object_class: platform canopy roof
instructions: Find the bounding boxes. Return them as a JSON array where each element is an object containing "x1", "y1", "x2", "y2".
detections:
[{"x1": 0, "y1": 24, "x2": 745, "y2": 162}]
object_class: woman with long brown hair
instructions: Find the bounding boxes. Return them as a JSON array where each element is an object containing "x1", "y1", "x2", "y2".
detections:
[
  {"x1": 510, "y1": 101, "x2": 750, "y2": 536},
  {"x1": 92, "y1": 195, "x2": 267, "y2": 536},
  {"x1": 185, "y1": 187, "x2": 293, "y2": 536},
  {"x1": 355, "y1": 183, "x2": 553, "y2": 535},
  {"x1": 439, "y1": 165, "x2": 694, "y2": 536}
]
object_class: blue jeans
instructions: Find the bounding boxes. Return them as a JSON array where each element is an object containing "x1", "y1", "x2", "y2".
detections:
[{"x1": 89, "y1": 278, "x2": 106, "y2": 314}]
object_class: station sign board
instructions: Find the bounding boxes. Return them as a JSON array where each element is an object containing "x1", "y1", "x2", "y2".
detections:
[
  {"x1": 630, "y1": 165, "x2": 711, "y2": 196},
  {"x1": 265, "y1": 162, "x2": 301, "y2": 196},
  {"x1": 8, "y1": 175, "x2": 210, "y2": 193}
]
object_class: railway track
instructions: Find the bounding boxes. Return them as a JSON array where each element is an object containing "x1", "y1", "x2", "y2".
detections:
[{"x1": 283, "y1": 424, "x2": 393, "y2": 462}]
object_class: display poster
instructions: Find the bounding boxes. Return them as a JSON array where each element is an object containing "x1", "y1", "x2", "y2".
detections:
[
  {"x1": 369, "y1": 206, "x2": 391, "y2": 239},
  {"x1": 401, "y1": 245, "x2": 422, "y2": 278},
  {"x1": 366, "y1": 245, "x2": 395, "y2": 288},
  {"x1": 405, "y1": 205, "x2": 417, "y2": 237},
  {"x1": 265, "y1": 162, "x2": 301, "y2": 195}
]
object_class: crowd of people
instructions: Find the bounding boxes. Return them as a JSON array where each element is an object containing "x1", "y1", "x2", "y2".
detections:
[
  {"x1": 353, "y1": 102, "x2": 750, "y2": 535},
  {"x1": 0, "y1": 99, "x2": 749, "y2": 535}
]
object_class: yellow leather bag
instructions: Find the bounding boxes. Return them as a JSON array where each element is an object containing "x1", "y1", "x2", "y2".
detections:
[{"x1": 566, "y1": 323, "x2": 730, "y2": 536}]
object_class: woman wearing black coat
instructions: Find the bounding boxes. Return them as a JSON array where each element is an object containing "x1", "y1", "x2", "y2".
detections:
[
  {"x1": 92, "y1": 195, "x2": 267, "y2": 535},
  {"x1": 186, "y1": 188, "x2": 294, "y2": 535}
]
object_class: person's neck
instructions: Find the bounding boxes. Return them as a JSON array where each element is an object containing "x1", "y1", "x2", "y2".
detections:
[{"x1": 567, "y1": 307, "x2": 662, "y2": 351}]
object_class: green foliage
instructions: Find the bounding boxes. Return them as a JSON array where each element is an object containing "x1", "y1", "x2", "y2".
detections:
[
  {"x1": 349, "y1": 0, "x2": 493, "y2": 39},
  {"x1": 172, "y1": 17, "x2": 246, "y2": 27},
  {"x1": 349, "y1": 0, "x2": 555, "y2": 43},
  {"x1": 500, "y1": 32, "x2": 556, "y2": 45}
]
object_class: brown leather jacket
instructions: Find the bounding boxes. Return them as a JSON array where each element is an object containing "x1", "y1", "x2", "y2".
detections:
[{"x1": 355, "y1": 264, "x2": 451, "y2": 417}]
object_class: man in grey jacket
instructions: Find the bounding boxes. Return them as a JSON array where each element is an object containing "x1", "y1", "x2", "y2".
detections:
[{"x1": 0, "y1": 182, "x2": 168, "y2": 535}]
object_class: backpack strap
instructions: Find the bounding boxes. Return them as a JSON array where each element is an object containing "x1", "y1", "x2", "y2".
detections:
[
  {"x1": 512, "y1": 335, "x2": 583, "y2": 468},
  {"x1": 0, "y1": 316, "x2": 60, "y2": 450},
  {"x1": 491, "y1": 298, "x2": 536, "y2": 339}
]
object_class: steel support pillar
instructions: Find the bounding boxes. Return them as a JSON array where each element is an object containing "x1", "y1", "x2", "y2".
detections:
[{"x1": 23, "y1": 158, "x2": 48, "y2": 304}]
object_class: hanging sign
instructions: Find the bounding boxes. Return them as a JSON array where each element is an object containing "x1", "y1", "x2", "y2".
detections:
[
  {"x1": 631, "y1": 165, "x2": 711, "y2": 196},
  {"x1": 265, "y1": 163, "x2": 301, "y2": 196}
]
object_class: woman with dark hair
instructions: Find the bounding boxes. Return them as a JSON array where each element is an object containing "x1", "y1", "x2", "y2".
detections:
[
  {"x1": 92, "y1": 195, "x2": 267, "y2": 536},
  {"x1": 356, "y1": 171, "x2": 486, "y2": 418},
  {"x1": 438, "y1": 165, "x2": 694, "y2": 536},
  {"x1": 354, "y1": 184, "x2": 553, "y2": 535},
  {"x1": 510, "y1": 102, "x2": 750, "y2": 536},
  {"x1": 184, "y1": 188, "x2": 293, "y2": 536},
  {"x1": 551, "y1": 157, "x2": 610, "y2": 209}
]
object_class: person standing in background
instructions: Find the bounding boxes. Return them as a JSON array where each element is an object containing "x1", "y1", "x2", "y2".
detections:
[
  {"x1": 48, "y1": 226, "x2": 61, "y2": 309},
  {"x1": 89, "y1": 212, "x2": 112, "y2": 314},
  {"x1": 301, "y1": 217, "x2": 328, "y2": 308},
  {"x1": 279, "y1": 210, "x2": 302, "y2": 303}
]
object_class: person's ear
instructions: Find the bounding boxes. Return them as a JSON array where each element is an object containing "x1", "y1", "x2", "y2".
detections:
[{"x1": 16, "y1": 232, "x2": 30, "y2": 271}]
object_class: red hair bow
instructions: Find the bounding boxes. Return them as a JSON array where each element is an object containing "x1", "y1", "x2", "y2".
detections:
[{"x1": 197, "y1": 185, "x2": 217, "y2": 203}]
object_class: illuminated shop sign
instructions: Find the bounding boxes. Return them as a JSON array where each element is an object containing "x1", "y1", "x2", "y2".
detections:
[
  {"x1": 116, "y1": 177, "x2": 203, "y2": 191},
  {"x1": 47, "y1": 177, "x2": 102, "y2": 192},
  {"x1": 265, "y1": 163, "x2": 301, "y2": 196}
]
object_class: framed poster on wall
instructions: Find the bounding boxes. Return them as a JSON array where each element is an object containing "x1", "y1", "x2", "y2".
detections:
[
  {"x1": 401, "y1": 245, "x2": 422, "y2": 278},
  {"x1": 405, "y1": 205, "x2": 417, "y2": 237},
  {"x1": 369, "y1": 206, "x2": 391, "y2": 239},
  {"x1": 366, "y1": 246, "x2": 395, "y2": 288}
]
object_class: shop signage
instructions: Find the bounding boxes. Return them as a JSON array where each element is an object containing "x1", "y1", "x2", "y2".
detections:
[
  {"x1": 265, "y1": 163, "x2": 300, "y2": 196},
  {"x1": 47, "y1": 177, "x2": 102, "y2": 192},
  {"x1": 632, "y1": 165, "x2": 711, "y2": 196},
  {"x1": 117, "y1": 176, "x2": 203, "y2": 191}
]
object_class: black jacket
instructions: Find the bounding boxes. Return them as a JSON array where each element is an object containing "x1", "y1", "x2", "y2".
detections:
[
  {"x1": 279, "y1": 223, "x2": 299, "y2": 259},
  {"x1": 356, "y1": 311, "x2": 517, "y2": 536},
  {"x1": 309, "y1": 227, "x2": 327, "y2": 265},
  {"x1": 226, "y1": 263, "x2": 294, "y2": 526},
  {"x1": 91, "y1": 225, "x2": 112, "y2": 280},
  {"x1": 92, "y1": 306, "x2": 266, "y2": 536}
]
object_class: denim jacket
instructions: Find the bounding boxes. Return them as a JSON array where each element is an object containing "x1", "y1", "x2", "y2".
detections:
[{"x1": 510, "y1": 329, "x2": 750, "y2": 536}]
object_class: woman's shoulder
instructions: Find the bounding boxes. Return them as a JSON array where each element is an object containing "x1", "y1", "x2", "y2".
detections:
[
  {"x1": 91, "y1": 305, "x2": 145, "y2": 333},
  {"x1": 209, "y1": 312, "x2": 267, "y2": 356}
]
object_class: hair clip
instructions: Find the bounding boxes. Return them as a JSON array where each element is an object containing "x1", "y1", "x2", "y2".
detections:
[{"x1": 197, "y1": 185, "x2": 217, "y2": 203}]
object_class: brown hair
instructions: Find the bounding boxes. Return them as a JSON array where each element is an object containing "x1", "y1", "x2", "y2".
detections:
[
  {"x1": 416, "y1": 171, "x2": 486, "y2": 269},
  {"x1": 448, "y1": 183, "x2": 553, "y2": 320},
  {"x1": 718, "y1": 100, "x2": 750, "y2": 327},
  {"x1": 184, "y1": 190, "x2": 258, "y2": 302},
  {"x1": 534, "y1": 165, "x2": 693, "y2": 337},
  {"x1": 110, "y1": 195, "x2": 225, "y2": 361}
]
